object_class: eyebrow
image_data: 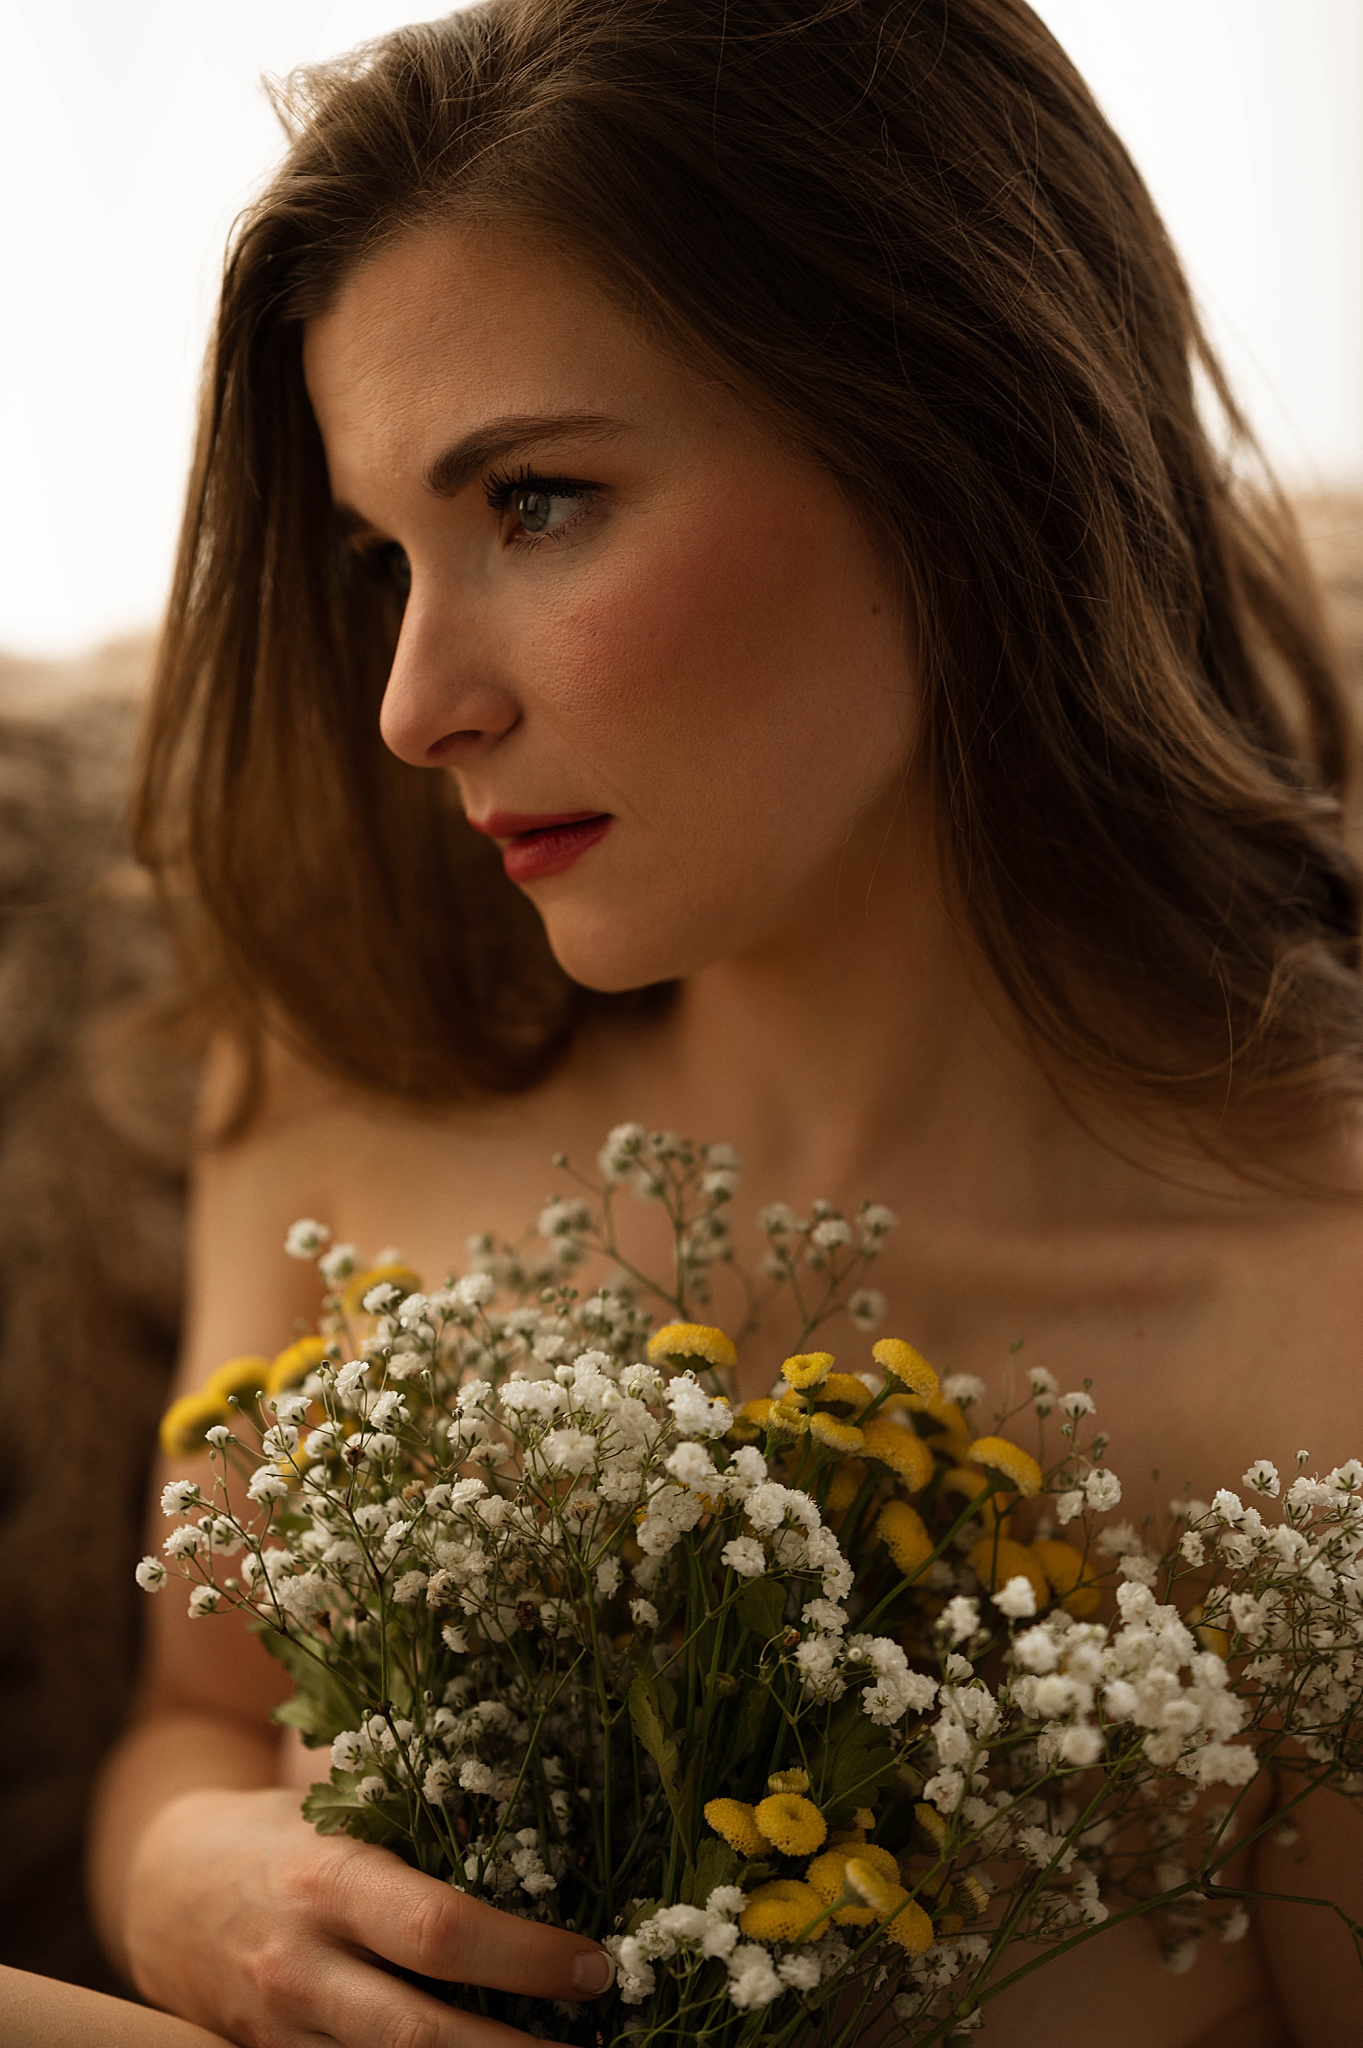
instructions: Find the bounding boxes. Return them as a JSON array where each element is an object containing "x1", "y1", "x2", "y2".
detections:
[{"x1": 423, "y1": 411, "x2": 629, "y2": 498}]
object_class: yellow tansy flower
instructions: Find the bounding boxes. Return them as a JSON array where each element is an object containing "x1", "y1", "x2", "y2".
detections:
[
  {"x1": 770, "y1": 1393, "x2": 810, "y2": 1436},
  {"x1": 861, "y1": 1417, "x2": 933, "y2": 1491},
  {"x1": 206, "y1": 1356, "x2": 270, "y2": 1408},
  {"x1": 817, "y1": 1371, "x2": 873, "y2": 1412},
  {"x1": 824, "y1": 1458, "x2": 867, "y2": 1514},
  {"x1": 893, "y1": 1390, "x2": 973, "y2": 1461},
  {"x1": 738, "y1": 1880, "x2": 825, "y2": 1944},
  {"x1": 740, "y1": 1398, "x2": 776, "y2": 1430},
  {"x1": 844, "y1": 1856, "x2": 901, "y2": 1915},
  {"x1": 704, "y1": 1798, "x2": 769, "y2": 1858},
  {"x1": 877, "y1": 1498, "x2": 934, "y2": 1577},
  {"x1": 754, "y1": 1792, "x2": 827, "y2": 1857},
  {"x1": 1031, "y1": 1537, "x2": 1101, "y2": 1617},
  {"x1": 968, "y1": 1435, "x2": 1043, "y2": 1498},
  {"x1": 872, "y1": 1338, "x2": 939, "y2": 1400},
  {"x1": 826, "y1": 1828, "x2": 866, "y2": 1850},
  {"x1": 767, "y1": 1768, "x2": 810, "y2": 1794},
  {"x1": 782, "y1": 1351, "x2": 835, "y2": 1390},
  {"x1": 158, "y1": 1389, "x2": 226, "y2": 1461},
  {"x1": 957, "y1": 1873, "x2": 991, "y2": 1920},
  {"x1": 266, "y1": 1335, "x2": 330, "y2": 1396},
  {"x1": 914, "y1": 1801, "x2": 948, "y2": 1852},
  {"x1": 884, "y1": 1896, "x2": 934, "y2": 1955},
  {"x1": 939, "y1": 1465, "x2": 1009, "y2": 1533},
  {"x1": 806, "y1": 1844, "x2": 901, "y2": 1926},
  {"x1": 968, "y1": 1535, "x2": 1051, "y2": 1608},
  {"x1": 647, "y1": 1322, "x2": 738, "y2": 1370},
  {"x1": 808, "y1": 1412, "x2": 865, "y2": 1455},
  {"x1": 341, "y1": 1262, "x2": 422, "y2": 1320}
]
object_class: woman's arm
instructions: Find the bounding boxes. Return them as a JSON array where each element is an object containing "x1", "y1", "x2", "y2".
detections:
[
  {"x1": 0, "y1": 1965, "x2": 234, "y2": 2047},
  {"x1": 88, "y1": 1039, "x2": 612, "y2": 2046},
  {"x1": 1256, "y1": 1785, "x2": 1363, "y2": 2038}
]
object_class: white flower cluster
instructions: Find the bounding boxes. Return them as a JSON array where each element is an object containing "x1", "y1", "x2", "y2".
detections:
[{"x1": 607, "y1": 1889, "x2": 849, "y2": 2011}]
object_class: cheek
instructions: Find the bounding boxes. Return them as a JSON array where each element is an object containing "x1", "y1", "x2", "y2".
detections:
[{"x1": 519, "y1": 483, "x2": 909, "y2": 830}]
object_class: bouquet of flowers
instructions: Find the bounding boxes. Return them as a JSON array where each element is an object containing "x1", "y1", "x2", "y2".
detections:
[{"x1": 145, "y1": 1127, "x2": 1363, "y2": 2042}]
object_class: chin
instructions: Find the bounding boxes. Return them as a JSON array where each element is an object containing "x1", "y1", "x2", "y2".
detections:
[{"x1": 537, "y1": 897, "x2": 721, "y2": 994}]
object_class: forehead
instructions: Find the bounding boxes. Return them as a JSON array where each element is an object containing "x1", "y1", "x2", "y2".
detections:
[{"x1": 302, "y1": 221, "x2": 696, "y2": 478}]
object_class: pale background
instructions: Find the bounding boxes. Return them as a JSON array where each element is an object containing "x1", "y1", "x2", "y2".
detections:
[{"x1": 1, "y1": 0, "x2": 1360, "y2": 659}]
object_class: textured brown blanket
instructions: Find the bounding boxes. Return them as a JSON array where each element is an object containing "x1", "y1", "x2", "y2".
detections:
[{"x1": 0, "y1": 496, "x2": 1357, "y2": 1988}]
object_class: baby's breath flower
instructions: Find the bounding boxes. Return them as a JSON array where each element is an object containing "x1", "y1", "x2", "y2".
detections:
[
  {"x1": 284, "y1": 1218, "x2": 330, "y2": 1259},
  {"x1": 1243, "y1": 1459, "x2": 1280, "y2": 1497},
  {"x1": 993, "y1": 1575, "x2": 1038, "y2": 1620},
  {"x1": 847, "y1": 1288, "x2": 887, "y2": 1332},
  {"x1": 1060, "y1": 1390, "x2": 1096, "y2": 1420},
  {"x1": 135, "y1": 1556, "x2": 167, "y2": 1592},
  {"x1": 942, "y1": 1374, "x2": 986, "y2": 1410}
]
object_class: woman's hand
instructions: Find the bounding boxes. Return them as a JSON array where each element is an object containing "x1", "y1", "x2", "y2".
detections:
[{"x1": 122, "y1": 1785, "x2": 614, "y2": 2048}]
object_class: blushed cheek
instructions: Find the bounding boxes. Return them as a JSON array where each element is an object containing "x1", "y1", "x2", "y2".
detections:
[{"x1": 522, "y1": 485, "x2": 890, "y2": 804}]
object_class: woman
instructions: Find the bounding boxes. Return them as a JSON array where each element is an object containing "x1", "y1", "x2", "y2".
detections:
[{"x1": 87, "y1": 1, "x2": 1361, "y2": 2042}]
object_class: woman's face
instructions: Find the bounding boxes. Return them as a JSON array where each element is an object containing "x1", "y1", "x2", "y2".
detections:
[{"x1": 304, "y1": 224, "x2": 919, "y2": 991}]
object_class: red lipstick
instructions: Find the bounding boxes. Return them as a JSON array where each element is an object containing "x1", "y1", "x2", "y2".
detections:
[{"x1": 467, "y1": 809, "x2": 615, "y2": 884}]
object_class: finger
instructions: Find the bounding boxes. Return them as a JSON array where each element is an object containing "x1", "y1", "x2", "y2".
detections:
[
  {"x1": 317, "y1": 1952, "x2": 571, "y2": 2048},
  {"x1": 319, "y1": 1848, "x2": 614, "y2": 2001}
]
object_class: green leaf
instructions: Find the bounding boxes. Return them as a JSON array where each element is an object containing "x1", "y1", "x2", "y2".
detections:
[
  {"x1": 728, "y1": 1681, "x2": 773, "y2": 1767},
  {"x1": 302, "y1": 1776, "x2": 405, "y2": 1848},
  {"x1": 811, "y1": 1704, "x2": 898, "y2": 1820},
  {"x1": 260, "y1": 1629, "x2": 365, "y2": 1747},
  {"x1": 734, "y1": 1577, "x2": 785, "y2": 1640},
  {"x1": 628, "y1": 1672, "x2": 687, "y2": 1835},
  {"x1": 682, "y1": 1835, "x2": 742, "y2": 1906}
]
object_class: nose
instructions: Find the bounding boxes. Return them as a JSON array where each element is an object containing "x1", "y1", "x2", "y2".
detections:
[{"x1": 378, "y1": 593, "x2": 521, "y2": 769}]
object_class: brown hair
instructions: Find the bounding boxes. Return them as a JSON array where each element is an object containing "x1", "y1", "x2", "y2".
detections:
[{"x1": 134, "y1": 0, "x2": 1363, "y2": 1150}]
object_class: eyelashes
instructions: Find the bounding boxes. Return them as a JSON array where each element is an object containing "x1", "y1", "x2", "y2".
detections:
[
  {"x1": 344, "y1": 462, "x2": 602, "y2": 588},
  {"x1": 482, "y1": 464, "x2": 599, "y2": 543}
]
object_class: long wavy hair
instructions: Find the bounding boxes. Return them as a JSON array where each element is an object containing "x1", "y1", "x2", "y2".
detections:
[{"x1": 134, "y1": 0, "x2": 1363, "y2": 1155}]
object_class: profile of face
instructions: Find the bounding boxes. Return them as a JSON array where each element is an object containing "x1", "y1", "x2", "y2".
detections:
[{"x1": 304, "y1": 224, "x2": 920, "y2": 992}]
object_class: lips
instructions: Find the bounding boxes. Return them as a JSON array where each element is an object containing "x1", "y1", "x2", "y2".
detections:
[{"x1": 467, "y1": 809, "x2": 615, "y2": 884}]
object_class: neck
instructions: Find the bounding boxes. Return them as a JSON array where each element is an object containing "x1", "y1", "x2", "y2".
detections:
[{"x1": 643, "y1": 812, "x2": 1093, "y2": 1223}]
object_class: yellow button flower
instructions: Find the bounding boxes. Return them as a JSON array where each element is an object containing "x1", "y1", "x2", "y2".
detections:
[
  {"x1": 939, "y1": 1465, "x2": 1009, "y2": 1533},
  {"x1": 806, "y1": 1843, "x2": 901, "y2": 1925},
  {"x1": 818, "y1": 1372, "x2": 873, "y2": 1412},
  {"x1": 739, "y1": 1398, "x2": 776, "y2": 1430},
  {"x1": 968, "y1": 1535, "x2": 1051, "y2": 1608},
  {"x1": 782, "y1": 1350, "x2": 835, "y2": 1389},
  {"x1": 770, "y1": 1393, "x2": 810, "y2": 1436},
  {"x1": 767, "y1": 1768, "x2": 810, "y2": 1794},
  {"x1": 808, "y1": 1412, "x2": 865, "y2": 1455},
  {"x1": 884, "y1": 1895, "x2": 934, "y2": 1954},
  {"x1": 824, "y1": 1458, "x2": 867, "y2": 1514},
  {"x1": 266, "y1": 1336, "x2": 330, "y2": 1396},
  {"x1": 738, "y1": 1879, "x2": 825, "y2": 1944},
  {"x1": 1031, "y1": 1537, "x2": 1101, "y2": 1617},
  {"x1": 647, "y1": 1322, "x2": 738, "y2": 1370},
  {"x1": 861, "y1": 1418, "x2": 934, "y2": 1492},
  {"x1": 877, "y1": 1498, "x2": 934, "y2": 1577},
  {"x1": 341, "y1": 1262, "x2": 423, "y2": 1320},
  {"x1": 967, "y1": 1435, "x2": 1043, "y2": 1498},
  {"x1": 872, "y1": 1338, "x2": 939, "y2": 1400},
  {"x1": 844, "y1": 1856, "x2": 901, "y2": 1915},
  {"x1": 704, "y1": 1798, "x2": 769, "y2": 1857},
  {"x1": 158, "y1": 1389, "x2": 226, "y2": 1461},
  {"x1": 206, "y1": 1356, "x2": 270, "y2": 1408},
  {"x1": 754, "y1": 1792, "x2": 827, "y2": 1857}
]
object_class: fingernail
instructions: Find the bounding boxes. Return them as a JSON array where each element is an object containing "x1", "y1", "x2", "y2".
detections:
[{"x1": 572, "y1": 1947, "x2": 615, "y2": 1996}]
